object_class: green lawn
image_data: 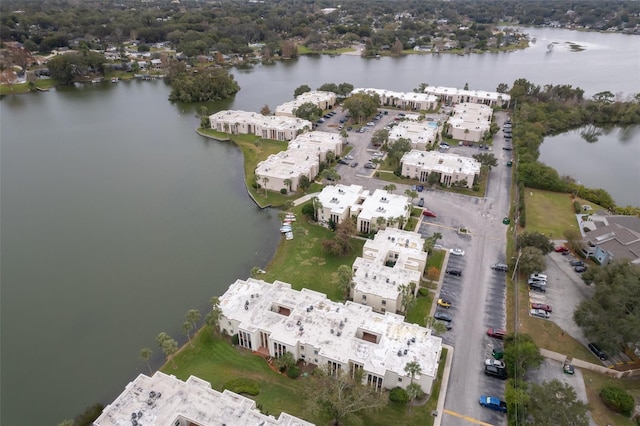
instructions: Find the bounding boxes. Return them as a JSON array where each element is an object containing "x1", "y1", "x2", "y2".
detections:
[
  {"x1": 581, "y1": 369, "x2": 640, "y2": 426},
  {"x1": 261, "y1": 203, "x2": 365, "y2": 301},
  {"x1": 523, "y1": 188, "x2": 593, "y2": 238},
  {"x1": 1, "y1": 78, "x2": 58, "y2": 95}
]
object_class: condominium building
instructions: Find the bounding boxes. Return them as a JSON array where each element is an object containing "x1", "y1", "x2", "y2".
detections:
[
  {"x1": 424, "y1": 86, "x2": 511, "y2": 108},
  {"x1": 218, "y1": 278, "x2": 443, "y2": 394},
  {"x1": 255, "y1": 131, "x2": 343, "y2": 193},
  {"x1": 446, "y1": 103, "x2": 493, "y2": 143},
  {"x1": 209, "y1": 110, "x2": 312, "y2": 141},
  {"x1": 388, "y1": 120, "x2": 439, "y2": 150},
  {"x1": 351, "y1": 228, "x2": 427, "y2": 314},
  {"x1": 94, "y1": 372, "x2": 314, "y2": 426},
  {"x1": 275, "y1": 91, "x2": 337, "y2": 117},
  {"x1": 401, "y1": 150, "x2": 481, "y2": 189},
  {"x1": 351, "y1": 88, "x2": 438, "y2": 111},
  {"x1": 315, "y1": 185, "x2": 411, "y2": 233}
]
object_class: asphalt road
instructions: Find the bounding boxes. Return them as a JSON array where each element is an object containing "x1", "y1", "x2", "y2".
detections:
[{"x1": 332, "y1": 109, "x2": 515, "y2": 425}]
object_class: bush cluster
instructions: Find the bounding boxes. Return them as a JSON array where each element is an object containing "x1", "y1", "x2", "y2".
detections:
[
  {"x1": 599, "y1": 386, "x2": 634, "y2": 416},
  {"x1": 389, "y1": 387, "x2": 410, "y2": 405},
  {"x1": 223, "y1": 378, "x2": 261, "y2": 396},
  {"x1": 573, "y1": 200, "x2": 582, "y2": 213},
  {"x1": 286, "y1": 366, "x2": 301, "y2": 379}
]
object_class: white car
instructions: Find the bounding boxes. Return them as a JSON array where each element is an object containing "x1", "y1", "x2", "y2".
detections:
[
  {"x1": 449, "y1": 248, "x2": 465, "y2": 256},
  {"x1": 485, "y1": 359, "x2": 506, "y2": 369},
  {"x1": 530, "y1": 309, "x2": 550, "y2": 319},
  {"x1": 345, "y1": 155, "x2": 354, "y2": 160}
]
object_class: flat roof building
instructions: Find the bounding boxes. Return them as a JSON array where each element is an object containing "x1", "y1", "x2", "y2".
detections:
[
  {"x1": 255, "y1": 131, "x2": 343, "y2": 193},
  {"x1": 316, "y1": 184, "x2": 368, "y2": 226},
  {"x1": 401, "y1": 150, "x2": 481, "y2": 189},
  {"x1": 351, "y1": 88, "x2": 438, "y2": 111},
  {"x1": 388, "y1": 120, "x2": 439, "y2": 150},
  {"x1": 275, "y1": 91, "x2": 337, "y2": 117},
  {"x1": 424, "y1": 86, "x2": 510, "y2": 108},
  {"x1": 209, "y1": 110, "x2": 312, "y2": 141},
  {"x1": 446, "y1": 103, "x2": 493, "y2": 143},
  {"x1": 218, "y1": 278, "x2": 442, "y2": 394},
  {"x1": 94, "y1": 372, "x2": 314, "y2": 426},
  {"x1": 352, "y1": 228, "x2": 427, "y2": 315}
]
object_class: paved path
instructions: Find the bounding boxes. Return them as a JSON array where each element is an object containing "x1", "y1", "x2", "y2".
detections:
[{"x1": 292, "y1": 192, "x2": 320, "y2": 206}]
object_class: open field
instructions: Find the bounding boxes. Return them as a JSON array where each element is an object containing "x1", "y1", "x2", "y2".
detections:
[
  {"x1": 581, "y1": 369, "x2": 640, "y2": 426},
  {"x1": 1, "y1": 78, "x2": 57, "y2": 95}
]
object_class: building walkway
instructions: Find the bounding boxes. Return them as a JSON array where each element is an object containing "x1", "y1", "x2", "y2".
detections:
[{"x1": 292, "y1": 192, "x2": 320, "y2": 206}]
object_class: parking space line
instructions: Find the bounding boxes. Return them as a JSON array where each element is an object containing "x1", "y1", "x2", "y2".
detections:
[{"x1": 443, "y1": 409, "x2": 494, "y2": 426}]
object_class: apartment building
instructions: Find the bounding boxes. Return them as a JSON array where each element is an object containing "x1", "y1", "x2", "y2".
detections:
[
  {"x1": 275, "y1": 91, "x2": 337, "y2": 117},
  {"x1": 209, "y1": 110, "x2": 312, "y2": 141},
  {"x1": 351, "y1": 88, "x2": 438, "y2": 111},
  {"x1": 446, "y1": 103, "x2": 493, "y2": 143},
  {"x1": 351, "y1": 228, "x2": 427, "y2": 314},
  {"x1": 423, "y1": 86, "x2": 511, "y2": 108},
  {"x1": 401, "y1": 150, "x2": 481, "y2": 189},
  {"x1": 388, "y1": 120, "x2": 439, "y2": 150},
  {"x1": 94, "y1": 372, "x2": 314, "y2": 426},
  {"x1": 218, "y1": 278, "x2": 443, "y2": 394}
]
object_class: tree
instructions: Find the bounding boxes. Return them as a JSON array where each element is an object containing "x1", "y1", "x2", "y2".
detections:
[
  {"x1": 387, "y1": 138, "x2": 412, "y2": 168},
  {"x1": 312, "y1": 197, "x2": 323, "y2": 221},
  {"x1": 425, "y1": 316, "x2": 448, "y2": 336},
  {"x1": 563, "y1": 229, "x2": 584, "y2": 253},
  {"x1": 503, "y1": 333, "x2": 543, "y2": 380},
  {"x1": 516, "y1": 231, "x2": 554, "y2": 255},
  {"x1": 527, "y1": 380, "x2": 589, "y2": 426},
  {"x1": 319, "y1": 167, "x2": 340, "y2": 183},
  {"x1": 260, "y1": 104, "x2": 271, "y2": 116},
  {"x1": 186, "y1": 308, "x2": 201, "y2": 331},
  {"x1": 574, "y1": 261, "x2": 640, "y2": 354},
  {"x1": 168, "y1": 68, "x2": 240, "y2": 103},
  {"x1": 399, "y1": 283, "x2": 416, "y2": 314},
  {"x1": 283, "y1": 178, "x2": 292, "y2": 193},
  {"x1": 343, "y1": 92, "x2": 379, "y2": 124},
  {"x1": 516, "y1": 246, "x2": 546, "y2": 277},
  {"x1": 472, "y1": 153, "x2": 498, "y2": 170},
  {"x1": 403, "y1": 361, "x2": 421, "y2": 384},
  {"x1": 281, "y1": 39, "x2": 298, "y2": 59},
  {"x1": 318, "y1": 83, "x2": 339, "y2": 93},
  {"x1": 156, "y1": 332, "x2": 178, "y2": 368},
  {"x1": 496, "y1": 83, "x2": 510, "y2": 93},
  {"x1": 427, "y1": 172, "x2": 440, "y2": 186},
  {"x1": 505, "y1": 380, "x2": 530, "y2": 425},
  {"x1": 139, "y1": 348, "x2": 153, "y2": 374},
  {"x1": 304, "y1": 367, "x2": 386, "y2": 425},
  {"x1": 336, "y1": 264, "x2": 353, "y2": 300},
  {"x1": 274, "y1": 351, "x2": 296, "y2": 372},
  {"x1": 294, "y1": 84, "x2": 311, "y2": 97},
  {"x1": 293, "y1": 101, "x2": 322, "y2": 121},
  {"x1": 182, "y1": 320, "x2": 194, "y2": 348},
  {"x1": 205, "y1": 296, "x2": 223, "y2": 335},
  {"x1": 464, "y1": 82, "x2": 469, "y2": 90},
  {"x1": 405, "y1": 382, "x2": 424, "y2": 402},
  {"x1": 261, "y1": 176, "x2": 270, "y2": 195},
  {"x1": 405, "y1": 189, "x2": 418, "y2": 203},
  {"x1": 376, "y1": 216, "x2": 386, "y2": 230},
  {"x1": 383, "y1": 184, "x2": 396, "y2": 194},
  {"x1": 326, "y1": 151, "x2": 336, "y2": 165},
  {"x1": 299, "y1": 175, "x2": 311, "y2": 192}
]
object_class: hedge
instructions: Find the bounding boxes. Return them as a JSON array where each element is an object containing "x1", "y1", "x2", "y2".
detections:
[
  {"x1": 223, "y1": 378, "x2": 261, "y2": 396},
  {"x1": 599, "y1": 386, "x2": 634, "y2": 416}
]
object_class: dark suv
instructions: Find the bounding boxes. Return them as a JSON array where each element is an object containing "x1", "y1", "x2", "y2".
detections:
[
  {"x1": 529, "y1": 282, "x2": 546, "y2": 293},
  {"x1": 588, "y1": 343, "x2": 608, "y2": 361},
  {"x1": 491, "y1": 263, "x2": 508, "y2": 272},
  {"x1": 484, "y1": 365, "x2": 507, "y2": 380},
  {"x1": 446, "y1": 268, "x2": 462, "y2": 276}
]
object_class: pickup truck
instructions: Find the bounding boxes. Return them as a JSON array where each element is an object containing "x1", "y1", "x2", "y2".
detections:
[{"x1": 479, "y1": 395, "x2": 507, "y2": 413}]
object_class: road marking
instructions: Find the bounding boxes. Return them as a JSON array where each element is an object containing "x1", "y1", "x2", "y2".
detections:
[{"x1": 443, "y1": 409, "x2": 495, "y2": 426}]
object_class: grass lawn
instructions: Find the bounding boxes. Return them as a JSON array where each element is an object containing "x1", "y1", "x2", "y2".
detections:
[
  {"x1": 523, "y1": 188, "x2": 593, "y2": 238},
  {"x1": 406, "y1": 295, "x2": 432, "y2": 326},
  {"x1": 581, "y1": 369, "x2": 640, "y2": 426},
  {"x1": 1, "y1": 78, "x2": 58, "y2": 95},
  {"x1": 261, "y1": 203, "x2": 365, "y2": 301}
]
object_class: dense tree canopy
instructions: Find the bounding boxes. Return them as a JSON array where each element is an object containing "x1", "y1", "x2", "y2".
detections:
[
  {"x1": 47, "y1": 51, "x2": 105, "y2": 84},
  {"x1": 574, "y1": 261, "x2": 640, "y2": 354},
  {"x1": 527, "y1": 380, "x2": 589, "y2": 426},
  {"x1": 168, "y1": 68, "x2": 239, "y2": 102}
]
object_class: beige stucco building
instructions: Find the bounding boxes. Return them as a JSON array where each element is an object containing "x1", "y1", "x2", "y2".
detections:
[
  {"x1": 447, "y1": 103, "x2": 493, "y2": 143},
  {"x1": 351, "y1": 228, "x2": 427, "y2": 315},
  {"x1": 424, "y1": 85, "x2": 510, "y2": 108},
  {"x1": 401, "y1": 150, "x2": 481, "y2": 189},
  {"x1": 351, "y1": 88, "x2": 438, "y2": 111},
  {"x1": 275, "y1": 91, "x2": 337, "y2": 117},
  {"x1": 218, "y1": 278, "x2": 442, "y2": 394},
  {"x1": 388, "y1": 119, "x2": 439, "y2": 150},
  {"x1": 209, "y1": 110, "x2": 312, "y2": 141}
]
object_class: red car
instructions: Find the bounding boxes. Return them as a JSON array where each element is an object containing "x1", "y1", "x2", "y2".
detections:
[
  {"x1": 422, "y1": 209, "x2": 437, "y2": 218},
  {"x1": 531, "y1": 303, "x2": 552, "y2": 313},
  {"x1": 487, "y1": 328, "x2": 506, "y2": 339},
  {"x1": 554, "y1": 245, "x2": 569, "y2": 253}
]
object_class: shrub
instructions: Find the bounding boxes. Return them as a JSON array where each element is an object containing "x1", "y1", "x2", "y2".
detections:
[
  {"x1": 251, "y1": 181, "x2": 259, "y2": 189},
  {"x1": 393, "y1": 170, "x2": 401, "y2": 177},
  {"x1": 599, "y1": 386, "x2": 634, "y2": 416},
  {"x1": 301, "y1": 203, "x2": 315, "y2": 218},
  {"x1": 389, "y1": 387, "x2": 410, "y2": 405},
  {"x1": 573, "y1": 200, "x2": 582, "y2": 213},
  {"x1": 231, "y1": 334, "x2": 239, "y2": 345},
  {"x1": 223, "y1": 378, "x2": 260, "y2": 396},
  {"x1": 519, "y1": 210, "x2": 526, "y2": 227},
  {"x1": 286, "y1": 366, "x2": 300, "y2": 379},
  {"x1": 418, "y1": 287, "x2": 430, "y2": 297},
  {"x1": 280, "y1": 188, "x2": 287, "y2": 194}
]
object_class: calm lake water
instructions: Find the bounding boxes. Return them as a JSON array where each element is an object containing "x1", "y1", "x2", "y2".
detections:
[{"x1": 1, "y1": 26, "x2": 639, "y2": 425}]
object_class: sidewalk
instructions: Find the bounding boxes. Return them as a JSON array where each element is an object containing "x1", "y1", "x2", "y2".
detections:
[
  {"x1": 434, "y1": 344, "x2": 454, "y2": 426},
  {"x1": 292, "y1": 192, "x2": 320, "y2": 207}
]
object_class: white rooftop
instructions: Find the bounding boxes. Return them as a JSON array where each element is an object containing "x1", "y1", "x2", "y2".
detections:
[
  {"x1": 209, "y1": 110, "x2": 312, "y2": 131},
  {"x1": 256, "y1": 150, "x2": 316, "y2": 180},
  {"x1": 402, "y1": 150, "x2": 481, "y2": 175},
  {"x1": 389, "y1": 120, "x2": 438, "y2": 146},
  {"x1": 358, "y1": 189, "x2": 410, "y2": 222},
  {"x1": 288, "y1": 131, "x2": 342, "y2": 153},
  {"x1": 94, "y1": 372, "x2": 314, "y2": 426},
  {"x1": 423, "y1": 86, "x2": 511, "y2": 102},
  {"x1": 220, "y1": 279, "x2": 442, "y2": 380},
  {"x1": 352, "y1": 88, "x2": 437, "y2": 104},
  {"x1": 317, "y1": 184, "x2": 368, "y2": 217},
  {"x1": 275, "y1": 91, "x2": 336, "y2": 116}
]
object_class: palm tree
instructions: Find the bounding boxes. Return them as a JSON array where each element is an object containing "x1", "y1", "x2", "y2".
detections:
[
  {"x1": 205, "y1": 297, "x2": 223, "y2": 335},
  {"x1": 186, "y1": 308, "x2": 201, "y2": 331},
  {"x1": 283, "y1": 178, "x2": 292, "y2": 193},
  {"x1": 383, "y1": 183, "x2": 396, "y2": 193},
  {"x1": 161, "y1": 338, "x2": 178, "y2": 369},
  {"x1": 312, "y1": 197, "x2": 323, "y2": 222},
  {"x1": 139, "y1": 348, "x2": 153, "y2": 374},
  {"x1": 376, "y1": 216, "x2": 386, "y2": 230},
  {"x1": 261, "y1": 176, "x2": 269, "y2": 196},
  {"x1": 397, "y1": 216, "x2": 406, "y2": 230},
  {"x1": 336, "y1": 265, "x2": 353, "y2": 300},
  {"x1": 404, "y1": 361, "x2": 422, "y2": 384},
  {"x1": 405, "y1": 189, "x2": 418, "y2": 203},
  {"x1": 182, "y1": 320, "x2": 194, "y2": 348}
]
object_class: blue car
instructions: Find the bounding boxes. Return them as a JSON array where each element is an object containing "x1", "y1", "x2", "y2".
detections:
[
  {"x1": 479, "y1": 395, "x2": 507, "y2": 413},
  {"x1": 416, "y1": 185, "x2": 424, "y2": 192}
]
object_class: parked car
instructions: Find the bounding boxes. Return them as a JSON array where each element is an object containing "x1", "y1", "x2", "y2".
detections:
[
  {"x1": 574, "y1": 265, "x2": 587, "y2": 273},
  {"x1": 436, "y1": 320, "x2": 453, "y2": 330},
  {"x1": 588, "y1": 343, "x2": 608, "y2": 361},
  {"x1": 530, "y1": 303, "x2": 552, "y2": 312},
  {"x1": 570, "y1": 259, "x2": 585, "y2": 267},
  {"x1": 417, "y1": 198, "x2": 424, "y2": 207},
  {"x1": 437, "y1": 298, "x2": 452, "y2": 308},
  {"x1": 554, "y1": 245, "x2": 569, "y2": 253},
  {"x1": 563, "y1": 362, "x2": 575, "y2": 375},
  {"x1": 487, "y1": 328, "x2": 506, "y2": 339},
  {"x1": 416, "y1": 185, "x2": 424, "y2": 192},
  {"x1": 479, "y1": 396, "x2": 507, "y2": 413},
  {"x1": 491, "y1": 263, "x2": 508, "y2": 272},
  {"x1": 527, "y1": 278, "x2": 547, "y2": 286},
  {"x1": 449, "y1": 248, "x2": 465, "y2": 256},
  {"x1": 422, "y1": 209, "x2": 437, "y2": 218},
  {"x1": 364, "y1": 163, "x2": 376, "y2": 169},
  {"x1": 530, "y1": 308, "x2": 550, "y2": 319},
  {"x1": 529, "y1": 283, "x2": 547, "y2": 293},
  {"x1": 484, "y1": 364, "x2": 508, "y2": 380},
  {"x1": 350, "y1": 162, "x2": 358, "y2": 168},
  {"x1": 530, "y1": 273, "x2": 548, "y2": 281},
  {"x1": 492, "y1": 347, "x2": 504, "y2": 360},
  {"x1": 434, "y1": 311, "x2": 452, "y2": 322},
  {"x1": 337, "y1": 159, "x2": 349, "y2": 165},
  {"x1": 485, "y1": 358, "x2": 506, "y2": 369},
  {"x1": 367, "y1": 122, "x2": 375, "y2": 126},
  {"x1": 344, "y1": 155, "x2": 354, "y2": 160},
  {"x1": 445, "y1": 268, "x2": 462, "y2": 276}
]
